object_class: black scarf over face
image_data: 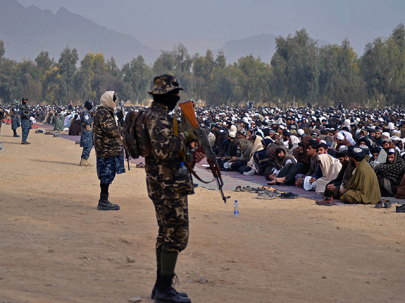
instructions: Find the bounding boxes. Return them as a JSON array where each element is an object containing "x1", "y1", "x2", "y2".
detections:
[
  {"x1": 153, "y1": 91, "x2": 180, "y2": 111},
  {"x1": 84, "y1": 100, "x2": 93, "y2": 111}
]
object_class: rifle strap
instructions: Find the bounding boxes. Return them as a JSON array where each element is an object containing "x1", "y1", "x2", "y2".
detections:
[{"x1": 173, "y1": 112, "x2": 213, "y2": 184}]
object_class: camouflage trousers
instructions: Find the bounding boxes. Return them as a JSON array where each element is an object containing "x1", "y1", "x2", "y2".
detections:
[
  {"x1": 153, "y1": 196, "x2": 189, "y2": 253},
  {"x1": 21, "y1": 119, "x2": 30, "y2": 142}
]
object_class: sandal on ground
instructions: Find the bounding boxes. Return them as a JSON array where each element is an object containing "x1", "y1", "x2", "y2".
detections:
[
  {"x1": 261, "y1": 186, "x2": 276, "y2": 191},
  {"x1": 251, "y1": 187, "x2": 263, "y2": 193},
  {"x1": 384, "y1": 200, "x2": 392, "y2": 208},
  {"x1": 375, "y1": 202, "x2": 383, "y2": 208},
  {"x1": 235, "y1": 186, "x2": 242, "y2": 192},
  {"x1": 136, "y1": 163, "x2": 145, "y2": 168},
  {"x1": 242, "y1": 186, "x2": 252, "y2": 192},
  {"x1": 280, "y1": 192, "x2": 298, "y2": 199}
]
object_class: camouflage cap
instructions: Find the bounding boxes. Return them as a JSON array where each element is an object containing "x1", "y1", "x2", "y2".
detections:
[{"x1": 148, "y1": 74, "x2": 184, "y2": 95}]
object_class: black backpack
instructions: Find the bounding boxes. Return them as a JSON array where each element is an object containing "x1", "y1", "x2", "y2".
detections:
[{"x1": 122, "y1": 109, "x2": 152, "y2": 159}]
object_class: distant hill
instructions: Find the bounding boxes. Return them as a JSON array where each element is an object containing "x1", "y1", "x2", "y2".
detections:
[
  {"x1": 215, "y1": 34, "x2": 329, "y2": 64},
  {"x1": 0, "y1": 0, "x2": 160, "y2": 66}
]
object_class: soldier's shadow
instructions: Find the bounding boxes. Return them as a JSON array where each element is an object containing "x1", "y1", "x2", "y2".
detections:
[{"x1": 30, "y1": 159, "x2": 80, "y2": 166}]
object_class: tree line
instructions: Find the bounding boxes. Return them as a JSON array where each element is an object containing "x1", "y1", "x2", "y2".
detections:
[{"x1": 1, "y1": 24, "x2": 405, "y2": 108}]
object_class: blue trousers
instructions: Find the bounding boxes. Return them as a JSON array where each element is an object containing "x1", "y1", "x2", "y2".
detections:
[
  {"x1": 96, "y1": 156, "x2": 125, "y2": 184},
  {"x1": 81, "y1": 146, "x2": 92, "y2": 160},
  {"x1": 21, "y1": 119, "x2": 30, "y2": 141}
]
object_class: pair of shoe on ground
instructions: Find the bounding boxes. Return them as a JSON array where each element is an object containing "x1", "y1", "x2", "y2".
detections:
[
  {"x1": 257, "y1": 190, "x2": 298, "y2": 200},
  {"x1": 316, "y1": 198, "x2": 405, "y2": 210},
  {"x1": 235, "y1": 185, "x2": 275, "y2": 193},
  {"x1": 375, "y1": 201, "x2": 391, "y2": 209},
  {"x1": 376, "y1": 201, "x2": 405, "y2": 212}
]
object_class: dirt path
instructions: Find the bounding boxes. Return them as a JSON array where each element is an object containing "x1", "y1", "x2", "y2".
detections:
[{"x1": 0, "y1": 125, "x2": 404, "y2": 303}]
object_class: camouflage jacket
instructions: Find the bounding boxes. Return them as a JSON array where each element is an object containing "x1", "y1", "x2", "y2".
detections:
[
  {"x1": 145, "y1": 102, "x2": 194, "y2": 200},
  {"x1": 93, "y1": 106, "x2": 123, "y2": 158}
]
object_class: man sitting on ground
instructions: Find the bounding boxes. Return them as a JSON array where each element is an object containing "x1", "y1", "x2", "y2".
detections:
[
  {"x1": 341, "y1": 146, "x2": 381, "y2": 205},
  {"x1": 374, "y1": 148, "x2": 405, "y2": 197},
  {"x1": 317, "y1": 149, "x2": 350, "y2": 204}
]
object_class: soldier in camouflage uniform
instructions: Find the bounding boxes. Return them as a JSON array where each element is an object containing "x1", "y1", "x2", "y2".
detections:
[
  {"x1": 79, "y1": 100, "x2": 94, "y2": 166},
  {"x1": 20, "y1": 98, "x2": 31, "y2": 145},
  {"x1": 10, "y1": 99, "x2": 21, "y2": 137},
  {"x1": 93, "y1": 91, "x2": 125, "y2": 211},
  {"x1": 145, "y1": 75, "x2": 200, "y2": 303}
]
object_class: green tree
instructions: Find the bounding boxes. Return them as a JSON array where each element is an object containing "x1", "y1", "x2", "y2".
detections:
[
  {"x1": 122, "y1": 55, "x2": 152, "y2": 103},
  {"x1": 56, "y1": 46, "x2": 79, "y2": 104}
]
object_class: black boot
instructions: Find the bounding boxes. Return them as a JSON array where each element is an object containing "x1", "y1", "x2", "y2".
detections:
[
  {"x1": 97, "y1": 193, "x2": 120, "y2": 211},
  {"x1": 154, "y1": 274, "x2": 191, "y2": 303},
  {"x1": 13, "y1": 130, "x2": 20, "y2": 137},
  {"x1": 151, "y1": 269, "x2": 188, "y2": 300}
]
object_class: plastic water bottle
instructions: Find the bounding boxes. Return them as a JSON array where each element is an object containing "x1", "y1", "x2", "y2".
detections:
[
  {"x1": 0, "y1": 142, "x2": 2, "y2": 150},
  {"x1": 179, "y1": 162, "x2": 188, "y2": 176},
  {"x1": 234, "y1": 200, "x2": 239, "y2": 217}
]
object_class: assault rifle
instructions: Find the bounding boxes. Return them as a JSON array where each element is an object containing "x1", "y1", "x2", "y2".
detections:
[{"x1": 179, "y1": 100, "x2": 228, "y2": 204}]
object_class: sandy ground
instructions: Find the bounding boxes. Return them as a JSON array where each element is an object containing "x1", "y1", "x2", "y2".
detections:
[{"x1": 0, "y1": 125, "x2": 404, "y2": 303}]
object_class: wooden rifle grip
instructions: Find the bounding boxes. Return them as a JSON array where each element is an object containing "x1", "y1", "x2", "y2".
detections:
[{"x1": 179, "y1": 101, "x2": 200, "y2": 129}]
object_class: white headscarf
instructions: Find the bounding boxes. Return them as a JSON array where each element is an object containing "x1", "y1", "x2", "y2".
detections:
[
  {"x1": 100, "y1": 91, "x2": 116, "y2": 109},
  {"x1": 289, "y1": 135, "x2": 300, "y2": 156}
]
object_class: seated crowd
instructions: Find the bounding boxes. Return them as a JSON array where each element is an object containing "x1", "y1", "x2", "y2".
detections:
[
  {"x1": 205, "y1": 108, "x2": 405, "y2": 208},
  {"x1": 2, "y1": 102, "x2": 405, "y2": 209}
]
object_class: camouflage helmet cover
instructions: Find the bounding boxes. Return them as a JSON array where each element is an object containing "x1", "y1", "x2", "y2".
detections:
[{"x1": 148, "y1": 74, "x2": 184, "y2": 95}]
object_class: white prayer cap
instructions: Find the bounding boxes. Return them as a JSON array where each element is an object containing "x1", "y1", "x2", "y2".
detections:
[
  {"x1": 382, "y1": 132, "x2": 390, "y2": 138},
  {"x1": 336, "y1": 133, "x2": 345, "y2": 140}
]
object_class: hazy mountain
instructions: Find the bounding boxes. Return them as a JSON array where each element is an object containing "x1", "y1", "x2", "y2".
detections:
[
  {"x1": 0, "y1": 0, "x2": 160, "y2": 66},
  {"x1": 215, "y1": 34, "x2": 329, "y2": 64}
]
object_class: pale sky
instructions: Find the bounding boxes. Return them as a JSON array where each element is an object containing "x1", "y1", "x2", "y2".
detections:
[{"x1": 17, "y1": 0, "x2": 405, "y2": 56}]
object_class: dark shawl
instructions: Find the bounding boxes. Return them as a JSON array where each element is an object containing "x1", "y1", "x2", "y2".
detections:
[
  {"x1": 69, "y1": 117, "x2": 81, "y2": 135},
  {"x1": 374, "y1": 150, "x2": 405, "y2": 190}
]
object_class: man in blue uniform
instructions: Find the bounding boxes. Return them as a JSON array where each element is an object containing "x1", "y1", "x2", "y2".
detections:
[
  {"x1": 20, "y1": 98, "x2": 31, "y2": 145},
  {"x1": 79, "y1": 100, "x2": 94, "y2": 166},
  {"x1": 10, "y1": 99, "x2": 20, "y2": 137}
]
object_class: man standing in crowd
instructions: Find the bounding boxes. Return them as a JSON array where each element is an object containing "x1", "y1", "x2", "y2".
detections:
[
  {"x1": 20, "y1": 98, "x2": 30, "y2": 145},
  {"x1": 93, "y1": 91, "x2": 125, "y2": 211},
  {"x1": 145, "y1": 74, "x2": 202, "y2": 303},
  {"x1": 10, "y1": 99, "x2": 20, "y2": 138},
  {"x1": 79, "y1": 100, "x2": 94, "y2": 166}
]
